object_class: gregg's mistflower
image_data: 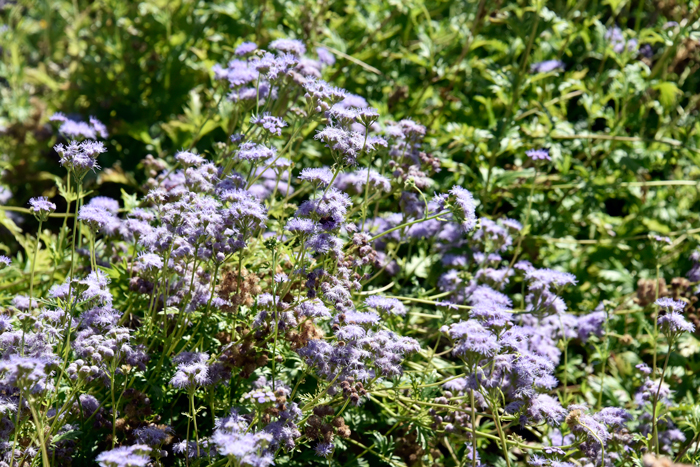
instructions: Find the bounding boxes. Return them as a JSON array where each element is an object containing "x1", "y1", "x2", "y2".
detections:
[
  {"x1": 96, "y1": 444, "x2": 152, "y2": 467},
  {"x1": 250, "y1": 113, "x2": 287, "y2": 136},
  {"x1": 449, "y1": 186, "x2": 477, "y2": 231},
  {"x1": 270, "y1": 38, "x2": 306, "y2": 56},
  {"x1": 530, "y1": 60, "x2": 565, "y2": 73},
  {"x1": 364, "y1": 295, "x2": 406, "y2": 316},
  {"x1": 299, "y1": 167, "x2": 334, "y2": 187},
  {"x1": 655, "y1": 297, "x2": 685, "y2": 312},
  {"x1": 525, "y1": 148, "x2": 551, "y2": 161},
  {"x1": 175, "y1": 151, "x2": 206, "y2": 167},
  {"x1": 28, "y1": 196, "x2": 56, "y2": 221},
  {"x1": 314, "y1": 442, "x2": 334, "y2": 458},
  {"x1": 658, "y1": 312, "x2": 695, "y2": 336},
  {"x1": 241, "y1": 387, "x2": 277, "y2": 404},
  {"x1": 0, "y1": 256, "x2": 10, "y2": 268},
  {"x1": 170, "y1": 360, "x2": 209, "y2": 389},
  {"x1": 137, "y1": 252, "x2": 163, "y2": 271},
  {"x1": 236, "y1": 142, "x2": 277, "y2": 163},
  {"x1": 54, "y1": 140, "x2": 107, "y2": 178},
  {"x1": 285, "y1": 217, "x2": 317, "y2": 235},
  {"x1": 316, "y1": 47, "x2": 335, "y2": 65},
  {"x1": 235, "y1": 41, "x2": 258, "y2": 55},
  {"x1": 78, "y1": 205, "x2": 116, "y2": 231}
]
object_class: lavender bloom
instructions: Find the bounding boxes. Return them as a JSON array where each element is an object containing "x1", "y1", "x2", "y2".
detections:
[
  {"x1": 137, "y1": 252, "x2": 163, "y2": 271},
  {"x1": 364, "y1": 295, "x2": 406, "y2": 316},
  {"x1": 235, "y1": 41, "x2": 258, "y2": 55},
  {"x1": 285, "y1": 217, "x2": 317, "y2": 235},
  {"x1": 658, "y1": 312, "x2": 695, "y2": 335},
  {"x1": 577, "y1": 310, "x2": 606, "y2": 342},
  {"x1": 28, "y1": 196, "x2": 56, "y2": 221},
  {"x1": 89, "y1": 116, "x2": 109, "y2": 138},
  {"x1": 170, "y1": 359, "x2": 209, "y2": 388},
  {"x1": 655, "y1": 297, "x2": 685, "y2": 311},
  {"x1": 212, "y1": 410, "x2": 274, "y2": 466},
  {"x1": 78, "y1": 205, "x2": 116, "y2": 231},
  {"x1": 449, "y1": 186, "x2": 477, "y2": 231},
  {"x1": 315, "y1": 442, "x2": 334, "y2": 458},
  {"x1": 530, "y1": 60, "x2": 565, "y2": 73},
  {"x1": 605, "y1": 26, "x2": 626, "y2": 53},
  {"x1": 134, "y1": 426, "x2": 173, "y2": 447},
  {"x1": 526, "y1": 148, "x2": 551, "y2": 161},
  {"x1": 445, "y1": 320, "x2": 500, "y2": 358},
  {"x1": 299, "y1": 167, "x2": 334, "y2": 187},
  {"x1": 270, "y1": 38, "x2": 306, "y2": 56},
  {"x1": 59, "y1": 120, "x2": 96, "y2": 139},
  {"x1": 334, "y1": 169, "x2": 391, "y2": 193},
  {"x1": 175, "y1": 151, "x2": 206, "y2": 167},
  {"x1": 250, "y1": 113, "x2": 288, "y2": 136},
  {"x1": 96, "y1": 445, "x2": 151, "y2": 467},
  {"x1": 87, "y1": 196, "x2": 120, "y2": 214},
  {"x1": 0, "y1": 256, "x2": 10, "y2": 268},
  {"x1": 236, "y1": 142, "x2": 277, "y2": 163},
  {"x1": 316, "y1": 47, "x2": 335, "y2": 65}
]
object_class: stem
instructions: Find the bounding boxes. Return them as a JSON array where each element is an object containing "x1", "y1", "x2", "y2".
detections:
[
  {"x1": 69, "y1": 183, "x2": 82, "y2": 285},
  {"x1": 652, "y1": 337, "x2": 674, "y2": 456},
  {"x1": 471, "y1": 389, "x2": 477, "y2": 467},
  {"x1": 29, "y1": 220, "x2": 42, "y2": 305},
  {"x1": 490, "y1": 400, "x2": 512, "y2": 467},
  {"x1": 369, "y1": 211, "x2": 448, "y2": 243},
  {"x1": 28, "y1": 399, "x2": 50, "y2": 467},
  {"x1": 190, "y1": 390, "x2": 201, "y2": 458}
]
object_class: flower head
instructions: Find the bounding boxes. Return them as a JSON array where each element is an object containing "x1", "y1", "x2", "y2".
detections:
[{"x1": 28, "y1": 196, "x2": 56, "y2": 221}]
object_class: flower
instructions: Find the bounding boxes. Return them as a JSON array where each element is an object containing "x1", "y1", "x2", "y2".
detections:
[
  {"x1": 658, "y1": 312, "x2": 695, "y2": 336},
  {"x1": 250, "y1": 113, "x2": 287, "y2": 136},
  {"x1": 525, "y1": 148, "x2": 551, "y2": 161},
  {"x1": 236, "y1": 142, "x2": 277, "y2": 163},
  {"x1": 28, "y1": 196, "x2": 56, "y2": 221},
  {"x1": 96, "y1": 445, "x2": 152, "y2": 467},
  {"x1": 530, "y1": 60, "x2": 565, "y2": 73},
  {"x1": 449, "y1": 186, "x2": 477, "y2": 231},
  {"x1": 316, "y1": 47, "x2": 335, "y2": 65},
  {"x1": 0, "y1": 256, "x2": 10, "y2": 268},
  {"x1": 235, "y1": 41, "x2": 258, "y2": 55},
  {"x1": 299, "y1": 167, "x2": 334, "y2": 187},
  {"x1": 364, "y1": 295, "x2": 406, "y2": 316},
  {"x1": 270, "y1": 38, "x2": 306, "y2": 56},
  {"x1": 175, "y1": 151, "x2": 206, "y2": 167}
]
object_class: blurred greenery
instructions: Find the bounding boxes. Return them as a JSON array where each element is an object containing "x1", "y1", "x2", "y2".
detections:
[{"x1": 2, "y1": 0, "x2": 700, "y2": 314}]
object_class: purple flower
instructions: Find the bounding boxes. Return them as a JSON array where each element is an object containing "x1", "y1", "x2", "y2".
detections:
[
  {"x1": 316, "y1": 47, "x2": 335, "y2": 65},
  {"x1": 89, "y1": 116, "x2": 109, "y2": 138},
  {"x1": 54, "y1": 140, "x2": 107, "y2": 176},
  {"x1": 530, "y1": 60, "x2": 565, "y2": 73},
  {"x1": 526, "y1": 394, "x2": 567, "y2": 424},
  {"x1": 170, "y1": 359, "x2": 209, "y2": 388},
  {"x1": 655, "y1": 297, "x2": 684, "y2": 312},
  {"x1": 658, "y1": 312, "x2": 695, "y2": 335},
  {"x1": 96, "y1": 445, "x2": 151, "y2": 467},
  {"x1": 235, "y1": 41, "x2": 258, "y2": 55},
  {"x1": 134, "y1": 426, "x2": 173, "y2": 447},
  {"x1": 445, "y1": 320, "x2": 500, "y2": 358},
  {"x1": 449, "y1": 186, "x2": 477, "y2": 231},
  {"x1": 175, "y1": 151, "x2": 206, "y2": 167},
  {"x1": 236, "y1": 142, "x2": 277, "y2": 163},
  {"x1": 28, "y1": 196, "x2": 56, "y2": 221},
  {"x1": 87, "y1": 196, "x2": 120, "y2": 214},
  {"x1": 78, "y1": 205, "x2": 116, "y2": 231},
  {"x1": 299, "y1": 167, "x2": 334, "y2": 187},
  {"x1": 605, "y1": 26, "x2": 626, "y2": 53},
  {"x1": 285, "y1": 217, "x2": 317, "y2": 235},
  {"x1": 270, "y1": 38, "x2": 306, "y2": 56},
  {"x1": 137, "y1": 252, "x2": 163, "y2": 270},
  {"x1": 577, "y1": 310, "x2": 606, "y2": 342},
  {"x1": 364, "y1": 295, "x2": 406, "y2": 316},
  {"x1": 315, "y1": 442, "x2": 334, "y2": 458},
  {"x1": 525, "y1": 148, "x2": 551, "y2": 161},
  {"x1": 250, "y1": 113, "x2": 288, "y2": 136},
  {"x1": 0, "y1": 255, "x2": 10, "y2": 268}
]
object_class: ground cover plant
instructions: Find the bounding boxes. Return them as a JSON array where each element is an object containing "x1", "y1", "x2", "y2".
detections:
[{"x1": 2, "y1": 0, "x2": 700, "y2": 466}]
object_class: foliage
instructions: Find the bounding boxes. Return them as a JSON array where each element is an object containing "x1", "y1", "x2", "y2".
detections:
[{"x1": 1, "y1": 0, "x2": 700, "y2": 466}]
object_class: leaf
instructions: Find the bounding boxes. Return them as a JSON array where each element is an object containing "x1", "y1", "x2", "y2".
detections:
[{"x1": 652, "y1": 82, "x2": 681, "y2": 109}]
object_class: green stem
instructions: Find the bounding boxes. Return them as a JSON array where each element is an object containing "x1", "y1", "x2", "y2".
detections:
[
  {"x1": 652, "y1": 337, "x2": 674, "y2": 456},
  {"x1": 29, "y1": 220, "x2": 42, "y2": 307}
]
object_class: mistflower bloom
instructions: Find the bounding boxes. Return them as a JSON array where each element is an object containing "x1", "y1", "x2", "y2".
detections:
[
  {"x1": 270, "y1": 38, "x2": 306, "y2": 56},
  {"x1": 175, "y1": 150, "x2": 206, "y2": 167},
  {"x1": 605, "y1": 26, "x2": 626, "y2": 53},
  {"x1": 526, "y1": 148, "x2": 551, "y2": 161},
  {"x1": 96, "y1": 445, "x2": 152, "y2": 467},
  {"x1": 87, "y1": 196, "x2": 120, "y2": 214},
  {"x1": 655, "y1": 297, "x2": 685, "y2": 312},
  {"x1": 285, "y1": 217, "x2": 317, "y2": 235},
  {"x1": 134, "y1": 426, "x2": 173, "y2": 447},
  {"x1": 315, "y1": 442, "x2": 334, "y2": 458},
  {"x1": 502, "y1": 218, "x2": 522, "y2": 231},
  {"x1": 316, "y1": 47, "x2": 335, "y2": 65},
  {"x1": 299, "y1": 167, "x2": 334, "y2": 187},
  {"x1": 78, "y1": 205, "x2": 116, "y2": 231},
  {"x1": 137, "y1": 252, "x2": 163, "y2": 270},
  {"x1": 364, "y1": 295, "x2": 406, "y2": 316},
  {"x1": 89, "y1": 116, "x2": 109, "y2": 138},
  {"x1": 658, "y1": 312, "x2": 695, "y2": 336},
  {"x1": 449, "y1": 186, "x2": 477, "y2": 231},
  {"x1": 274, "y1": 273, "x2": 289, "y2": 283},
  {"x1": 59, "y1": 120, "x2": 96, "y2": 139},
  {"x1": 0, "y1": 256, "x2": 10, "y2": 268},
  {"x1": 170, "y1": 360, "x2": 209, "y2": 389},
  {"x1": 54, "y1": 140, "x2": 107, "y2": 178},
  {"x1": 235, "y1": 41, "x2": 258, "y2": 55},
  {"x1": 445, "y1": 320, "x2": 500, "y2": 358},
  {"x1": 250, "y1": 113, "x2": 287, "y2": 136},
  {"x1": 236, "y1": 142, "x2": 277, "y2": 163},
  {"x1": 241, "y1": 387, "x2": 277, "y2": 404},
  {"x1": 530, "y1": 60, "x2": 565, "y2": 73},
  {"x1": 28, "y1": 196, "x2": 56, "y2": 221}
]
